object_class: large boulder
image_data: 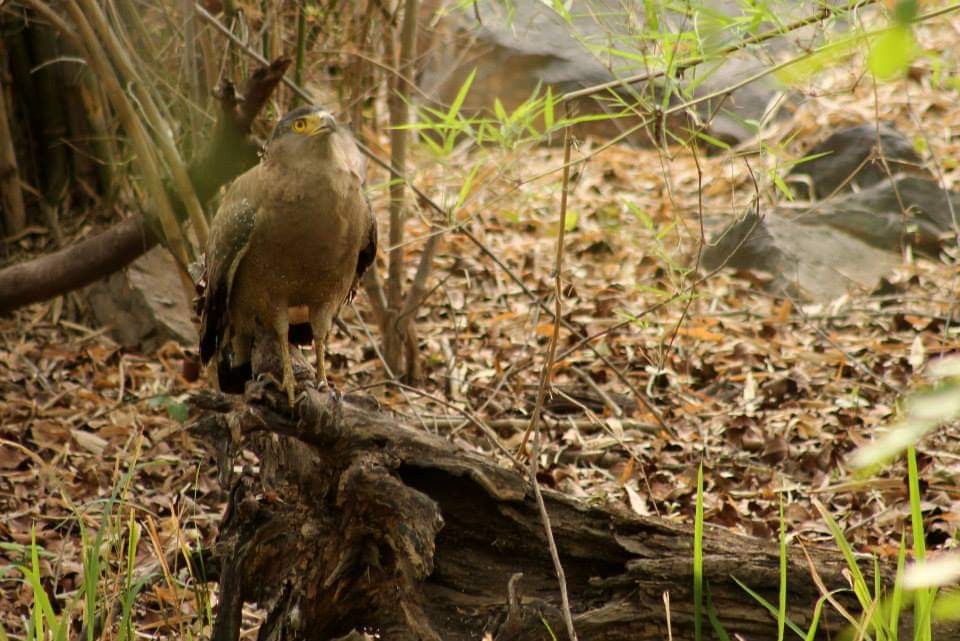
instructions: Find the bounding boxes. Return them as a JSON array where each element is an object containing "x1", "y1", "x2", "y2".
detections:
[
  {"x1": 787, "y1": 123, "x2": 929, "y2": 199},
  {"x1": 416, "y1": 0, "x2": 825, "y2": 146},
  {"x1": 703, "y1": 125, "x2": 954, "y2": 301}
]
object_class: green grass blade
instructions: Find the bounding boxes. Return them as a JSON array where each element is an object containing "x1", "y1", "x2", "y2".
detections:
[
  {"x1": 81, "y1": 522, "x2": 100, "y2": 641},
  {"x1": 694, "y1": 461, "x2": 704, "y2": 641},
  {"x1": 732, "y1": 576, "x2": 807, "y2": 639},
  {"x1": 907, "y1": 445, "x2": 934, "y2": 641},
  {"x1": 889, "y1": 531, "x2": 907, "y2": 636},
  {"x1": 705, "y1": 582, "x2": 732, "y2": 641},
  {"x1": 906, "y1": 447, "x2": 925, "y2": 562},
  {"x1": 804, "y1": 594, "x2": 830, "y2": 641},
  {"x1": 778, "y1": 490, "x2": 788, "y2": 641},
  {"x1": 25, "y1": 527, "x2": 58, "y2": 639},
  {"x1": 812, "y1": 499, "x2": 872, "y2": 607}
]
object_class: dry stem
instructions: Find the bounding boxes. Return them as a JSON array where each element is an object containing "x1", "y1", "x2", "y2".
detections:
[{"x1": 524, "y1": 123, "x2": 578, "y2": 641}]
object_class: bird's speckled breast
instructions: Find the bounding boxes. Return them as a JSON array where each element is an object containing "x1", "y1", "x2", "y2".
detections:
[{"x1": 229, "y1": 136, "x2": 369, "y2": 325}]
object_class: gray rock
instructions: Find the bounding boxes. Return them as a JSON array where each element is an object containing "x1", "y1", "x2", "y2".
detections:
[
  {"x1": 787, "y1": 123, "x2": 929, "y2": 199},
  {"x1": 703, "y1": 207, "x2": 900, "y2": 301},
  {"x1": 703, "y1": 175, "x2": 958, "y2": 301},
  {"x1": 417, "y1": 0, "x2": 806, "y2": 146},
  {"x1": 86, "y1": 246, "x2": 196, "y2": 351}
]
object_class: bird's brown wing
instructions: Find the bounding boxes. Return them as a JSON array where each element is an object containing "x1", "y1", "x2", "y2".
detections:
[
  {"x1": 339, "y1": 127, "x2": 377, "y2": 299},
  {"x1": 199, "y1": 174, "x2": 260, "y2": 365},
  {"x1": 354, "y1": 195, "x2": 378, "y2": 289}
]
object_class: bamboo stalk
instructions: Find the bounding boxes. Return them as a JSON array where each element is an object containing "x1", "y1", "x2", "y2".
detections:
[
  {"x1": 182, "y1": 0, "x2": 200, "y2": 155},
  {"x1": 0, "y1": 40, "x2": 26, "y2": 237},
  {"x1": 292, "y1": 3, "x2": 306, "y2": 107},
  {"x1": 56, "y1": 0, "x2": 195, "y2": 299},
  {"x1": 29, "y1": 21, "x2": 70, "y2": 206},
  {"x1": 76, "y1": 0, "x2": 210, "y2": 246},
  {"x1": 76, "y1": 69, "x2": 117, "y2": 202},
  {"x1": 347, "y1": 0, "x2": 376, "y2": 129},
  {"x1": 379, "y1": 0, "x2": 420, "y2": 375}
]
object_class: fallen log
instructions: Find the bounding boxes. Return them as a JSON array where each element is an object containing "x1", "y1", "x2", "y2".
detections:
[{"x1": 190, "y1": 378, "x2": 873, "y2": 641}]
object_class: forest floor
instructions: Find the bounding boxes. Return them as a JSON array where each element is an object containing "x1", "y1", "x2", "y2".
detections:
[{"x1": 3, "y1": 12, "x2": 960, "y2": 639}]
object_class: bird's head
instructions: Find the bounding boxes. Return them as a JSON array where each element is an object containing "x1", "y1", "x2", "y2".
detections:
[{"x1": 265, "y1": 106, "x2": 338, "y2": 160}]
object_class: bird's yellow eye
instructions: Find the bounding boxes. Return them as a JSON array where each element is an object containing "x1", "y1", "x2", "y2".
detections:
[{"x1": 292, "y1": 118, "x2": 308, "y2": 133}]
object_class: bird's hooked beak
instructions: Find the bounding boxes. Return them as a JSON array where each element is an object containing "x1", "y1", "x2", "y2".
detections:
[{"x1": 305, "y1": 112, "x2": 337, "y2": 136}]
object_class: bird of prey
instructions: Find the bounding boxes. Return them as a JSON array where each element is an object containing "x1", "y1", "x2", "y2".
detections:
[{"x1": 199, "y1": 105, "x2": 377, "y2": 404}]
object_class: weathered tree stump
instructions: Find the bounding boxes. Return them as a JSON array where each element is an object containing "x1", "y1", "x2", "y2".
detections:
[{"x1": 189, "y1": 377, "x2": 873, "y2": 641}]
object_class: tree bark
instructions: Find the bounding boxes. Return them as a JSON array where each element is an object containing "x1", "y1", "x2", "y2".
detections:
[
  {"x1": 190, "y1": 379, "x2": 877, "y2": 641},
  {"x1": 0, "y1": 56, "x2": 290, "y2": 313}
]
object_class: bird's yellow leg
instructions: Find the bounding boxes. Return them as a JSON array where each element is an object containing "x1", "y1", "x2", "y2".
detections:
[
  {"x1": 310, "y1": 307, "x2": 333, "y2": 389},
  {"x1": 315, "y1": 337, "x2": 327, "y2": 387},
  {"x1": 272, "y1": 310, "x2": 296, "y2": 405}
]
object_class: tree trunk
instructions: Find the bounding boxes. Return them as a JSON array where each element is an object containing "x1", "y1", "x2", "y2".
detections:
[{"x1": 190, "y1": 378, "x2": 875, "y2": 641}]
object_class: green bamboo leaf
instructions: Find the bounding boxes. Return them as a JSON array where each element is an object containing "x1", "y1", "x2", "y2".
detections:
[
  {"x1": 927, "y1": 355, "x2": 960, "y2": 378},
  {"x1": 904, "y1": 555, "x2": 960, "y2": 589},
  {"x1": 493, "y1": 98, "x2": 508, "y2": 123},
  {"x1": 894, "y1": 0, "x2": 919, "y2": 25},
  {"x1": 549, "y1": 0, "x2": 572, "y2": 23},
  {"x1": 907, "y1": 384, "x2": 960, "y2": 421},
  {"x1": 868, "y1": 26, "x2": 917, "y2": 80},
  {"x1": 454, "y1": 165, "x2": 479, "y2": 213},
  {"x1": 848, "y1": 418, "x2": 936, "y2": 469},
  {"x1": 446, "y1": 67, "x2": 476, "y2": 122}
]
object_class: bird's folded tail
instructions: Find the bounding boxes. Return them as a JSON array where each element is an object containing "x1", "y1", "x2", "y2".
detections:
[{"x1": 216, "y1": 356, "x2": 253, "y2": 394}]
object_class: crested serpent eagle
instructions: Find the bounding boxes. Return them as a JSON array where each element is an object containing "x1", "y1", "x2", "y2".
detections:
[{"x1": 199, "y1": 106, "x2": 378, "y2": 404}]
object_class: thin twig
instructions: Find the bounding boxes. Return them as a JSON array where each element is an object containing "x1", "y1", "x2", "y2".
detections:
[
  {"x1": 571, "y1": 366, "x2": 622, "y2": 417},
  {"x1": 524, "y1": 123, "x2": 578, "y2": 641},
  {"x1": 358, "y1": 378, "x2": 523, "y2": 470},
  {"x1": 347, "y1": 300, "x2": 432, "y2": 435}
]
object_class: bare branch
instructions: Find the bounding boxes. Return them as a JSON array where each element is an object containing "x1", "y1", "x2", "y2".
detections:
[{"x1": 522, "y1": 123, "x2": 578, "y2": 641}]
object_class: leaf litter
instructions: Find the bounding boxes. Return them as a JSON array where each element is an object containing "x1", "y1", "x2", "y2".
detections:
[{"x1": 3, "y1": 8, "x2": 960, "y2": 637}]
